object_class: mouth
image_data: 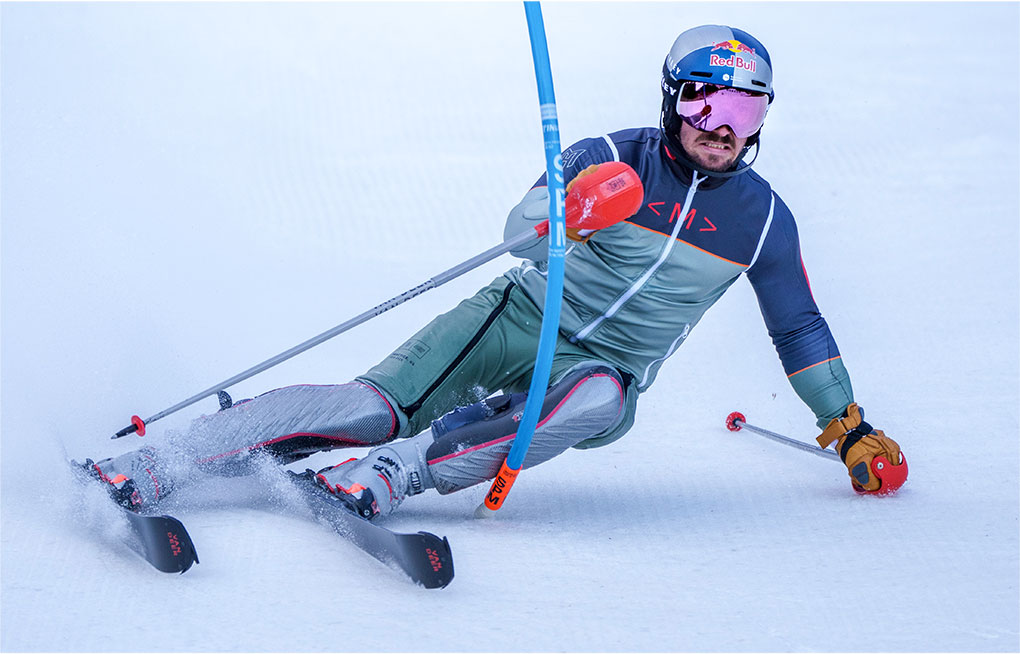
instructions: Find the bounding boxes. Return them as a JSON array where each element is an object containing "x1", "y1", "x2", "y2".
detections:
[{"x1": 696, "y1": 138, "x2": 734, "y2": 154}]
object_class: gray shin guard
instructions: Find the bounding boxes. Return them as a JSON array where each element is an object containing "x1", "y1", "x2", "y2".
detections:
[{"x1": 423, "y1": 364, "x2": 625, "y2": 494}]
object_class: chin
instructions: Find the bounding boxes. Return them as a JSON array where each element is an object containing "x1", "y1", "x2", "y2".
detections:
[{"x1": 695, "y1": 157, "x2": 735, "y2": 172}]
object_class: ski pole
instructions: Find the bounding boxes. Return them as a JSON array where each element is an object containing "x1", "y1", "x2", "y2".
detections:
[
  {"x1": 112, "y1": 162, "x2": 642, "y2": 439},
  {"x1": 112, "y1": 230, "x2": 534, "y2": 438},
  {"x1": 726, "y1": 411, "x2": 909, "y2": 494},
  {"x1": 476, "y1": 0, "x2": 563, "y2": 518},
  {"x1": 725, "y1": 411, "x2": 839, "y2": 460}
]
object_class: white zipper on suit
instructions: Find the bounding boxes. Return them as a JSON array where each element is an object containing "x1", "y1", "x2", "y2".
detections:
[{"x1": 571, "y1": 172, "x2": 706, "y2": 342}]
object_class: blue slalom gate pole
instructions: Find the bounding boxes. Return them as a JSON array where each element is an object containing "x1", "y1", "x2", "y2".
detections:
[{"x1": 478, "y1": 1, "x2": 566, "y2": 516}]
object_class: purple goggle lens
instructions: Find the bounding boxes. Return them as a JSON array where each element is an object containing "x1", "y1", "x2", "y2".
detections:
[{"x1": 675, "y1": 81, "x2": 769, "y2": 139}]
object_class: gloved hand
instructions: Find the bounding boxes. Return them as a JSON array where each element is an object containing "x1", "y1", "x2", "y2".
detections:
[
  {"x1": 816, "y1": 403, "x2": 907, "y2": 494},
  {"x1": 503, "y1": 186, "x2": 551, "y2": 260},
  {"x1": 502, "y1": 164, "x2": 607, "y2": 260}
]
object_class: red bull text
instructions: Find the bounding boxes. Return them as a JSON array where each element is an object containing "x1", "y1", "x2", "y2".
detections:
[{"x1": 710, "y1": 54, "x2": 756, "y2": 72}]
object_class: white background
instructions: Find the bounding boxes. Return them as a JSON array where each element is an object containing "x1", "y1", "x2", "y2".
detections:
[{"x1": 2, "y1": 2, "x2": 1018, "y2": 651}]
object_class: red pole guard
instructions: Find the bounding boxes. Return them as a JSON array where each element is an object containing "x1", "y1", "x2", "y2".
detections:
[
  {"x1": 131, "y1": 415, "x2": 146, "y2": 436},
  {"x1": 483, "y1": 460, "x2": 521, "y2": 511}
]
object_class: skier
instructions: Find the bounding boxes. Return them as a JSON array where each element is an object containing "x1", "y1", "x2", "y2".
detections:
[{"x1": 85, "y1": 25, "x2": 906, "y2": 519}]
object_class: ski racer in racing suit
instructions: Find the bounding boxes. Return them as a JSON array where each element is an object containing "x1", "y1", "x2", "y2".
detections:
[{"x1": 83, "y1": 25, "x2": 906, "y2": 519}]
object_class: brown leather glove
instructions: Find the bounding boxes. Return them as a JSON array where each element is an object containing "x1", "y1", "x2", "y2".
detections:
[{"x1": 816, "y1": 403, "x2": 907, "y2": 494}]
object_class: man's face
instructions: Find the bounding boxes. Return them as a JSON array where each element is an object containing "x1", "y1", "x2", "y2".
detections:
[{"x1": 678, "y1": 121, "x2": 748, "y2": 172}]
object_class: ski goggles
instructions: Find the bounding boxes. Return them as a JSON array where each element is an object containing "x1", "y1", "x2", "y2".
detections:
[{"x1": 675, "y1": 81, "x2": 770, "y2": 139}]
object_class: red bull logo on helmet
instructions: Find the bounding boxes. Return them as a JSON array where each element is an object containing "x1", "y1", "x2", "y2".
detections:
[
  {"x1": 708, "y1": 39, "x2": 757, "y2": 72},
  {"x1": 709, "y1": 40, "x2": 757, "y2": 72},
  {"x1": 711, "y1": 40, "x2": 756, "y2": 56},
  {"x1": 709, "y1": 53, "x2": 757, "y2": 72}
]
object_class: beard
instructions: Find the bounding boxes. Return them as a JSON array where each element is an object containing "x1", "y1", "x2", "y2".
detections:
[{"x1": 685, "y1": 131, "x2": 740, "y2": 171}]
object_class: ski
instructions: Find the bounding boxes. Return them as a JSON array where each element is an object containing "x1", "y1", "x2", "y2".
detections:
[
  {"x1": 286, "y1": 470, "x2": 454, "y2": 589},
  {"x1": 70, "y1": 460, "x2": 199, "y2": 574}
]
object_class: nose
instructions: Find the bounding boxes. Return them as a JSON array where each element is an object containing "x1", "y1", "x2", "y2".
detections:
[{"x1": 711, "y1": 125, "x2": 736, "y2": 139}]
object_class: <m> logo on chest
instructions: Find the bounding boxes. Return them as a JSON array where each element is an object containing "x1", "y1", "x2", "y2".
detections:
[{"x1": 646, "y1": 202, "x2": 717, "y2": 232}]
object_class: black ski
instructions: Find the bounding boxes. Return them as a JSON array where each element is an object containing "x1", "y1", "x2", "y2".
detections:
[
  {"x1": 113, "y1": 508, "x2": 199, "y2": 574},
  {"x1": 286, "y1": 470, "x2": 454, "y2": 589},
  {"x1": 70, "y1": 460, "x2": 199, "y2": 574}
]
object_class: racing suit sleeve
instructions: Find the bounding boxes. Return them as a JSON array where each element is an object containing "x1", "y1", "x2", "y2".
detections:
[
  {"x1": 504, "y1": 136, "x2": 618, "y2": 261},
  {"x1": 534, "y1": 136, "x2": 618, "y2": 189},
  {"x1": 745, "y1": 194, "x2": 854, "y2": 427}
]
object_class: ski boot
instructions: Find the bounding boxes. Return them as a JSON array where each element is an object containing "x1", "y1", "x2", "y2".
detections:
[
  {"x1": 314, "y1": 438, "x2": 431, "y2": 520},
  {"x1": 76, "y1": 447, "x2": 173, "y2": 512},
  {"x1": 311, "y1": 458, "x2": 381, "y2": 519}
]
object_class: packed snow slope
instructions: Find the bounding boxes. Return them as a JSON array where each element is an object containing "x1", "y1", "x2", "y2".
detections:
[{"x1": 2, "y1": 2, "x2": 1018, "y2": 652}]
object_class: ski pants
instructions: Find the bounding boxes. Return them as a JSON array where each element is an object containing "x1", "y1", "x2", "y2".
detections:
[
  {"x1": 358, "y1": 275, "x2": 638, "y2": 445},
  {"x1": 103, "y1": 276, "x2": 638, "y2": 505}
]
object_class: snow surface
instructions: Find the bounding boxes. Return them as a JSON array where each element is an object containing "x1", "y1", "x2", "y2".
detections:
[{"x1": 2, "y1": 2, "x2": 1019, "y2": 652}]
